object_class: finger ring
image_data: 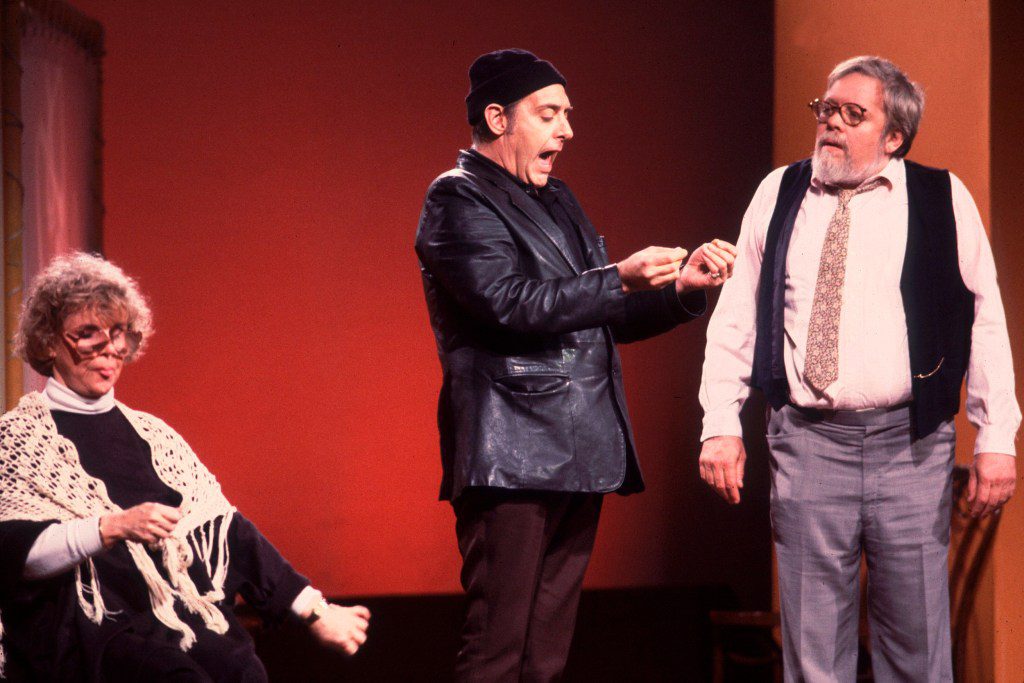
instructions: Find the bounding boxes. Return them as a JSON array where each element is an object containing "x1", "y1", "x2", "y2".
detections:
[{"x1": 711, "y1": 272, "x2": 722, "y2": 279}]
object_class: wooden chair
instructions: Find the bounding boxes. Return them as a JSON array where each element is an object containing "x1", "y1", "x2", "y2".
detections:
[
  {"x1": 708, "y1": 609, "x2": 782, "y2": 682},
  {"x1": 949, "y1": 464, "x2": 1002, "y2": 682}
]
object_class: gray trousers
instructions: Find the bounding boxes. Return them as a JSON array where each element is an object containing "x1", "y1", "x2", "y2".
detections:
[{"x1": 768, "y1": 404, "x2": 954, "y2": 683}]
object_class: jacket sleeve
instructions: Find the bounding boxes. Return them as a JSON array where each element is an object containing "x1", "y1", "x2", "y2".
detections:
[
  {"x1": 611, "y1": 286, "x2": 707, "y2": 344},
  {"x1": 226, "y1": 512, "x2": 310, "y2": 624},
  {"x1": 415, "y1": 176, "x2": 628, "y2": 335}
]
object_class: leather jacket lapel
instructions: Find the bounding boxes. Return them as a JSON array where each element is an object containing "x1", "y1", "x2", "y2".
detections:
[
  {"x1": 545, "y1": 184, "x2": 602, "y2": 268},
  {"x1": 458, "y1": 151, "x2": 584, "y2": 274},
  {"x1": 506, "y1": 191, "x2": 585, "y2": 274}
]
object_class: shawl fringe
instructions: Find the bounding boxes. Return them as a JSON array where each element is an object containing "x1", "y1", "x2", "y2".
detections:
[{"x1": 0, "y1": 393, "x2": 237, "y2": 666}]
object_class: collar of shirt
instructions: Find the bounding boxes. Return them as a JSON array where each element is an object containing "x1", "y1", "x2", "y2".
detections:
[{"x1": 810, "y1": 155, "x2": 904, "y2": 196}]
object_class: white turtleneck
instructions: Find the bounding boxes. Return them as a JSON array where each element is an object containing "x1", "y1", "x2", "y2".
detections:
[{"x1": 42, "y1": 376, "x2": 116, "y2": 414}]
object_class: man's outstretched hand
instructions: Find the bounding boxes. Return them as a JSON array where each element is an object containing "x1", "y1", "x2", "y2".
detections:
[
  {"x1": 616, "y1": 239, "x2": 737, "y2": 294},
  {"x1": 617, "y1": 246, "x2": 688, "y2": 292}
]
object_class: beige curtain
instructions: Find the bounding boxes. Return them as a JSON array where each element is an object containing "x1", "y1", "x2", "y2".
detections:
[{"x1": 1, "y1": 0, "x2": 103, "y2": 402}]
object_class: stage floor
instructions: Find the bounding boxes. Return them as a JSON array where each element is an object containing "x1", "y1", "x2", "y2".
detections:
[{"x1": 245, "y1": 585, "x2": 774, "y2": 681}]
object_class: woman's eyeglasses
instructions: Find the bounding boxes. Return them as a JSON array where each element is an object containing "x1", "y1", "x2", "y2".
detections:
[{"x1": 62, "y1": 324, "x2": 140, "y2": 359}]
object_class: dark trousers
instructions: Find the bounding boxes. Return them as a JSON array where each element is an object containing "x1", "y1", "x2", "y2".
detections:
[
  {"x1": 453, "y1": 488, "x2": 603, "y2": 683},
  {"x1": 101, "y1": 626, "x2": 268, "y2": 682}
]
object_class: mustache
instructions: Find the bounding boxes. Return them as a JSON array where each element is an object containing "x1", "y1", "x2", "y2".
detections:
[{"x1": 816, "y1": 134, "x2": 848, "y2": 152}]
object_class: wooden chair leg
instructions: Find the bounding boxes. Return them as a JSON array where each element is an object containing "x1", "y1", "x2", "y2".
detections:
[{"x1": 712, "y1": 626, "x2": 725, "y2": 683}]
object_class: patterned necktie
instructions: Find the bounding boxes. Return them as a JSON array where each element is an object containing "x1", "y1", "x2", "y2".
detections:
[{"x1": 803, "y1": 179, "x2": 884, "y2": 392}]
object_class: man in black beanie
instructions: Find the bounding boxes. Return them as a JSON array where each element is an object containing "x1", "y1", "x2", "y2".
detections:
[{"x1": 415, "y1": 49, "x2": 737, "y2": 681}]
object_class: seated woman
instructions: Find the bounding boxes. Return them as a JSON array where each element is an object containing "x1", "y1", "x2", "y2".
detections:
[{"x1": 0, "y1": 253, "x2": 369, "y2": 681}]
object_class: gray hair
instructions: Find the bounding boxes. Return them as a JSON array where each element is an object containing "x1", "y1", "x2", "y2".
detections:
[
  {"x1": 15, "y1": 252, "x2": 153, "y2": 376},
  {"x1": 828, "y1": 56, "x2": 924, "y2": 158}
]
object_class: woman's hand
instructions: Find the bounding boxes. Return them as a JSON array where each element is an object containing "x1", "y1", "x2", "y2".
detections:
[
  {"x1": 99, "y1": 502, "x2": 182, "y2": 548},
  {"x1": 309, "y1": 603, "x2": 371, "y2": 655}
]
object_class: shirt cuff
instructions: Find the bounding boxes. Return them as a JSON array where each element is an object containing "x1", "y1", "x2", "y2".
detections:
[
  {"x1": 974, "y1": 425, "x2": 1017, "y2": 457},
  {"x1": 84, "y1": 517, "x2": 104, "y2": 555},
  {"x1": 601, "y1": 262, "x2": 623, "y2": 289},
  {"x1": 701, "y1": 409, "x2": 744, "y2": 442},
  {"x1": 290, "y1": 585, "x2": 323, "y2": 617},
  {"x1": 598, "y1": 263, "x2": 629, "y2": 325},
  {"x1": 23, "y1": 517, "x2": 104, "y2": 581}
]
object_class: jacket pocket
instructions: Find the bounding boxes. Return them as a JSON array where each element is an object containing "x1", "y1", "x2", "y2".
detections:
[{"x1": 494, "y1": 372, "x2": 570, "y2": 394}]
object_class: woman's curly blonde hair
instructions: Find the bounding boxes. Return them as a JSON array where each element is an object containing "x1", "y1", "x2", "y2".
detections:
[{"x1": 14, "y1": 252, "x2": 153, "y2": 377}]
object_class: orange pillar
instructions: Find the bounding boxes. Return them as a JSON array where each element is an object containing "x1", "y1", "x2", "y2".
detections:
[
  {"x1": 989, "y1": 0, "x2": 1024, "y2": 679},
  {"x1": 1, "y1": 0, "x2": 25, "y2": 411}
]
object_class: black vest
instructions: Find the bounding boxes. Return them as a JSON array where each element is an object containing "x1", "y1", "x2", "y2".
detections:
[{"x1": 751, "y1": 158, "x2": 974, "y2": 439}]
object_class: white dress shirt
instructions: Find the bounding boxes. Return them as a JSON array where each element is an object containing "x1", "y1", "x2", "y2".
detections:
[{"x1": 700, "y1": 157, "x2": 1020, "y2": 455}]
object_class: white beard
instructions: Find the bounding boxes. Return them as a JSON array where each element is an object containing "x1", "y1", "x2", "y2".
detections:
[{"x1": 812, "y1": 138, "x2": 889, "y2": 187}]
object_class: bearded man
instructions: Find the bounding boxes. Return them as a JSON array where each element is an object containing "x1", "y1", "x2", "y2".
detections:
[{"x1": 698, "y1": 56, "x2": 1019, "y2": 681}]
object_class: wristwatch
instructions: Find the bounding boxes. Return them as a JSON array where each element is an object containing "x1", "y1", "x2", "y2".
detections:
[{"x1": 305, "y1": 597, "x2": 331, "y2": 625}]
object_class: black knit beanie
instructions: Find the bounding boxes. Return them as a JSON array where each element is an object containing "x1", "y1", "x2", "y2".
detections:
[{"x1": 465, "y1": 49, "x2": 566, "y2": 126}]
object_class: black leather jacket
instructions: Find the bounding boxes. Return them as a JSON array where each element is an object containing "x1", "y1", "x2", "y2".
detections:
[{"x1": 416, "y1": 151, "x2": 705, "y2": 500}]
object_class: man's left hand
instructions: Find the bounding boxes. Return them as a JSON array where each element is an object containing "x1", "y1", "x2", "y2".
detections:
[
  {"x1": 968, "y1": 452, "x2": 1017, "y2": 518},
  {"x1": 677, "y1": 239, "x2": 737, "y2": 293}
]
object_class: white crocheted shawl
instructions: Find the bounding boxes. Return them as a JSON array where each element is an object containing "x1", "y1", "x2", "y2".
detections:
[{"x1": 0, "y1": 392, "x2": 237, "y2": 671}]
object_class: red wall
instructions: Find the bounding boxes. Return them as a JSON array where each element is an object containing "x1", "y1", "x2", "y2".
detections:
[{"x1": 72, "y1": 0, "x2": 774, "y2": 599}]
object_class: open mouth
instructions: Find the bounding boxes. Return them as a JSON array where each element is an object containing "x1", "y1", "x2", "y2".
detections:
[{"x1": 536, "y1": 150, "x2": 558, "y2": 174}]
